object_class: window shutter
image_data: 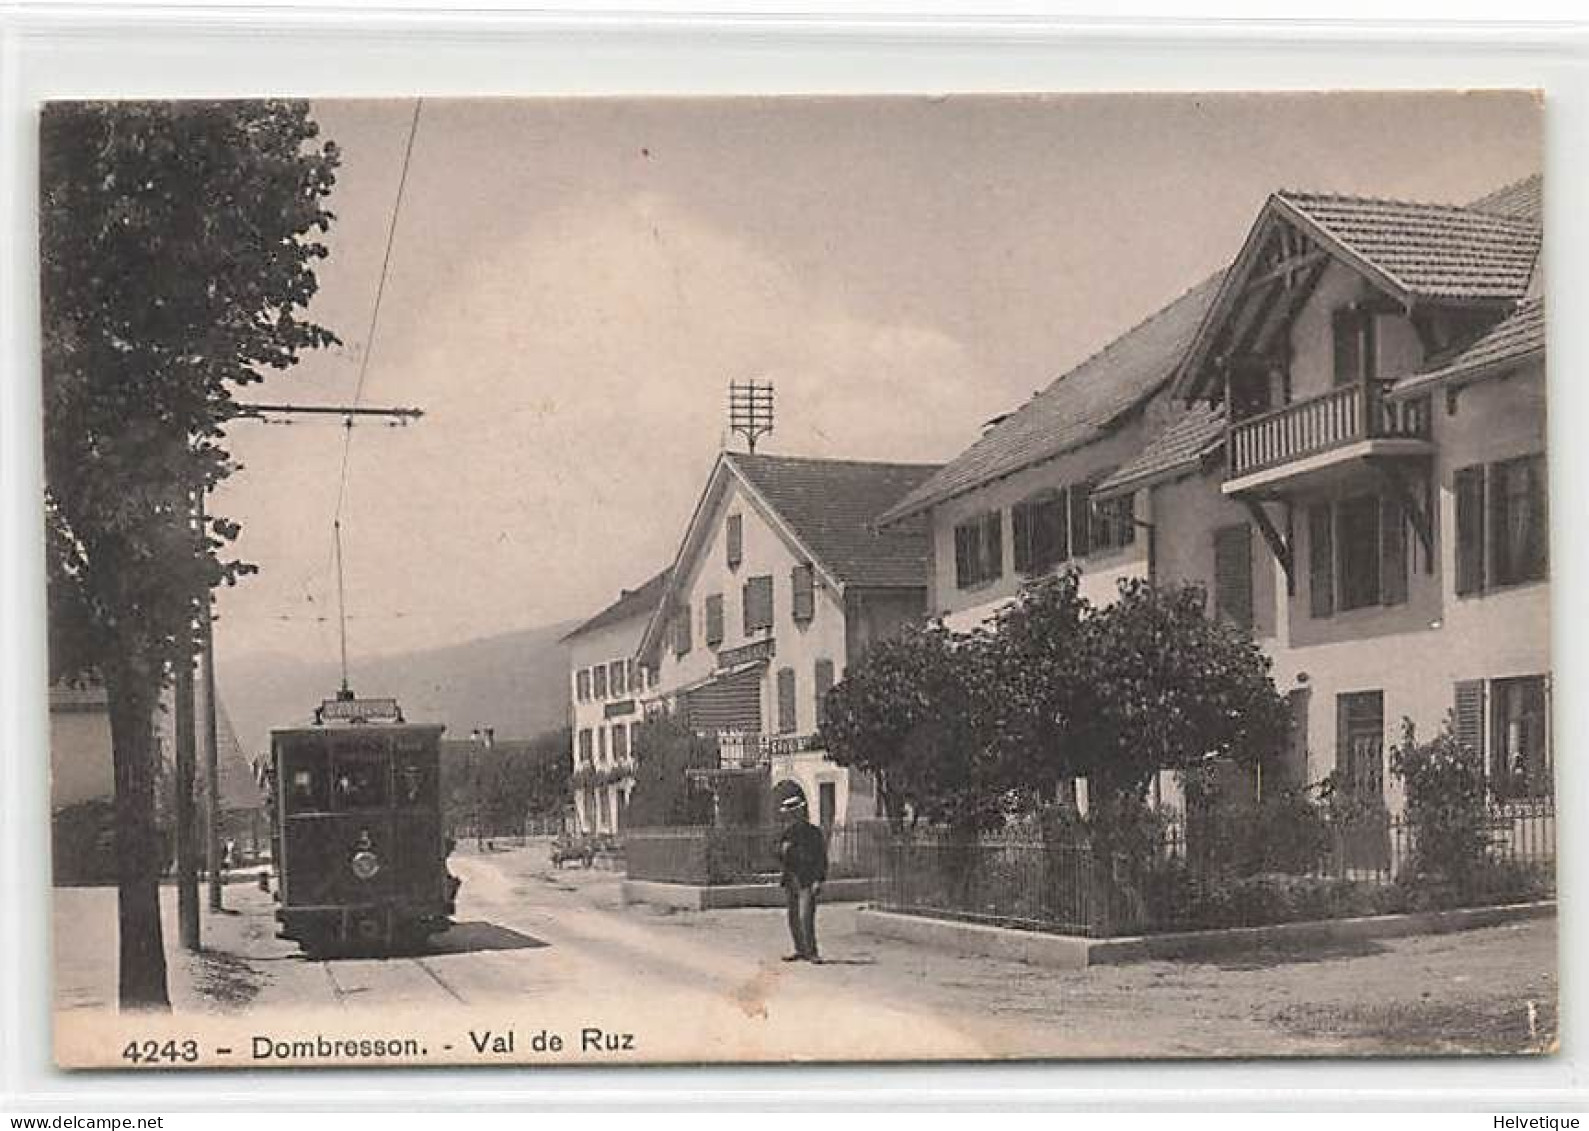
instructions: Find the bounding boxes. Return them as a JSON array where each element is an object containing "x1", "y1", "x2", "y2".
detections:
[
  {"x1": 1453, "y1": 679, "x2": 1485, "y2": 759},
  {"x1": 1308, "y1": 503, "x2": 1334, "y2": 618},
  {"x1": 1068, "y1": 484, "x2": 1092, "y2": 557},
  {"x1": 726, "y1": 514, "x2": 743, "y2": 568},
  {"x1": 792, "y1": 564, "x2": 815, "y2": 622},
  {"x1": 674, "y1": 603, "x2": 692, "y2": 656},
  {"x1": 984, "y1": 511, "x2": 1004, "y2": 581},
  {"x1": 813, "y1": 658, "x2": 835, "y2": 727},
  {"x1": 1379, "y1": 494, "x2": 1408, "y2": 606},
  {"x1": 954, "y1": 523, "x2": 975, "y2": 589},
  {"x1": 1012, "y1": 501, "x2": 1033, "y2": 574},
  {"x1": 1213, "y1": 524, "x2": 1254, "y2": 630},
  {"x1": 1454, "y1": 465, "x2": 1485, "y2": 596},
  {"x1": 704, "y1": 594, "x2": 724, "y2": 646},
  {"x1": 776, "y1": 667, "x2": 797, "y2": 734},
  {"x1": 743, "y1": 575, "x2": 773, "y2": 632}
]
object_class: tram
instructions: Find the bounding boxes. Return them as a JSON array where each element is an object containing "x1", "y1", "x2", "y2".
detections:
[{"x1": 268, "y1": 692, "x2": 456, "y2": 955}]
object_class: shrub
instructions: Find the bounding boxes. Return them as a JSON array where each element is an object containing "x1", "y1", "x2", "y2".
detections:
[{"x1": 1390, "y1": 717, "x2": 1491, "y2": 892}]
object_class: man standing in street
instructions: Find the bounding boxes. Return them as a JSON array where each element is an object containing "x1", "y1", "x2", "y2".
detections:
[{"x1": 776, "y1": 794, "x2": 827, "y2": 962}]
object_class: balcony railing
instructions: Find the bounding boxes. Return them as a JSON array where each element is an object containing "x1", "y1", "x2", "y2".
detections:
[{"x1": 1228, "y1": 381, "x2": 1431, "y2": 481}]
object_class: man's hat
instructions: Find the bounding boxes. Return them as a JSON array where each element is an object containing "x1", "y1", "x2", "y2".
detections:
[{"x1": 779, "y1": 795, "x2": 807, "y2": 813}]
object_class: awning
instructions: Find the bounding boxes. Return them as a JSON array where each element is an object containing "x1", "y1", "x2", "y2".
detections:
[{"x1": 683, "y1": 664, "x2": 763, "y2": 734}]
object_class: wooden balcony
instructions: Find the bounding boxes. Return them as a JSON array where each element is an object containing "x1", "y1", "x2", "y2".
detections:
[{"x1": 1225, "y1": 381, "x2": 1432, "y2": 495}]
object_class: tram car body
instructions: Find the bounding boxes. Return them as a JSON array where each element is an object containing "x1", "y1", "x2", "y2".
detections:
[{"x1": 269, "y1": 695, "x2": 455, "y2": 953}]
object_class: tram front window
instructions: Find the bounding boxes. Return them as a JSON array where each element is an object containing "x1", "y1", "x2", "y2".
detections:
[
  {"x1": 282, "y1": 745, "x2": 329, "y2": 814},
  {"x1": 333, "y1": 752, "x2": 388, "y2": 810}
]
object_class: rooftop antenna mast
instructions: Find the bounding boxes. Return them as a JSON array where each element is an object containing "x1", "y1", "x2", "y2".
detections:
[{"x1": 728, "y1": 379, "x2": 774, "y2": 453}]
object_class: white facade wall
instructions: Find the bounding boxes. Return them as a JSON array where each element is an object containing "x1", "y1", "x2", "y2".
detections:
[
  {"x1": 649, "y1": 475, "x2": 888, "y2": 826},
  {"x1": 928, "y1": 402, "x2": 1166, "y2": 629},
  {"x1": 568, "y1": 615, "x2": 649, "y2": 835}
]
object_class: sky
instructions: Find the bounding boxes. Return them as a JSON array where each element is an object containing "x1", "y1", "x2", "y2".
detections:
[{"x1": 208, "y1": 91, "x2": 1541, "y2": 675}]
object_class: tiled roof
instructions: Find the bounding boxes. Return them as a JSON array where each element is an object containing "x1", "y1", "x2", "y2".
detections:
[
  {"x1": 1467, "y1": 174, "x2": 1542, "y2": 224},
  {"x1": 877, "y1": 272, "x2": 1226, "y2": 525},
  {"x1": 563, "y1": 568, "x2": 672, "y2": 641},
  {"x1": 1276, "y1": 190, "x2": 1540, "y2": 302},
  {"x1": 728, "y1": 452, "x2": 939, "y2": 589},
  {"x1": 1393, "y1": 296, "x2": 1545, "y2": 396},
  {"x1": 1092, "y1": 402, "x2": 1227, "y2": 499}
]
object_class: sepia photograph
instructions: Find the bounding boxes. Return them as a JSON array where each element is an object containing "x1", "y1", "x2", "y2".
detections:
[{"x1": 39, "y1": 90, "x2": 1553, "y2": 1069}]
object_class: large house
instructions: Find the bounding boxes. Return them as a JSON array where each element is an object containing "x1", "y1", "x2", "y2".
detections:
[
  {"x1": 563, "y1": 568, "x2": 670, "y2": 835},
  {"x1": 637, "y1": 451, "x2": 938, "y2": 828},
  {"x1": 879, "y1": 174, "x2": 1547, "y2": 822}
]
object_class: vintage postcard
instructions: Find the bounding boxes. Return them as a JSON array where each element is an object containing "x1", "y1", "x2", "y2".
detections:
[{"x1": 40, "y1": 91, "x2": 1553, "y2": 1070}]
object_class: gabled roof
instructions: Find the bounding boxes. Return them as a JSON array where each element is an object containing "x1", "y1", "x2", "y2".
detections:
[
  {"x1": 1392, "y1": 296, "x2": 1545, "y2": 397},
  {"x1": 563, "y1": 568, "x2": 672, "y2": 643},
  {"x1": 1174, "y1": 181, "x2": 1542, "y2": 402},
  {"x1": 1092, "y1": 402, "x2": 1227, "y2": 500},
  {"x1": 876, "y1": 272, "x2": 1226, "y2": 526},
  {"x1": 1467, "y1": 173, "x2": 1542, "y2": 224},
  {"x1": 639, "y1": 451, "x2": 938, "y2": 661},
  {"x1": 1273, "y1": 190, "x2": 1540, "y2": 303},
  {"x1": 729, "y1": 453, "x2": 939, "y2": 589}
]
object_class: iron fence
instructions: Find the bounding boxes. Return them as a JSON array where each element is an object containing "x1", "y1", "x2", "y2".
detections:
[
  {"x1": 867, "y1": 804, "x2": 1556, "y2": 939},
  {"x1": 624, "y1": 822, "x2": 884, "y2": 885}
]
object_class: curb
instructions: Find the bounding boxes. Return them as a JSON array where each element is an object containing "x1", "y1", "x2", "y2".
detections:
[
  {"x1": 854, "y1": 899, "x2": 1556, "y2": 971},
  {"x1": 621, "y1": 876, "x2": 875, "y2": 910}
]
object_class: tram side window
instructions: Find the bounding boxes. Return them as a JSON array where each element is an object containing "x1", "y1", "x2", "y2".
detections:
[
  {"x1": 333, "y1": 746, "x2": 389, "y2": 810},
  {"x1": 283, "y1": 745, "x2": 330, "y2": 814},
  {"x1": 395, "y1": 756, "x2": 436, "y2": 807}
]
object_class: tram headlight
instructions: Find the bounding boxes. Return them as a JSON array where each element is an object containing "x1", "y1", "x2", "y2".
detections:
[{"x1": 350, "y1": 849, "x2": 381, "y2": 881}]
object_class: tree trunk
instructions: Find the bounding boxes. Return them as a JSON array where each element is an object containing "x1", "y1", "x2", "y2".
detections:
[{"x1": 105, "y1": 659, "x2": 171, "y2": 1011}]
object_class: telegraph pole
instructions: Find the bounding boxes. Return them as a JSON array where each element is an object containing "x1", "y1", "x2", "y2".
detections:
[{"x1": 191, "y1": 400, "x2": 424, "y2": 917}]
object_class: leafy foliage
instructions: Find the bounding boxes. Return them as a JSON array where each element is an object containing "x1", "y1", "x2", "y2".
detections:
[
  {"x1": 1389, "y1": 717, "x2": 1492, "y2": 890},
  {"x1": 821, "y1": 621, "x2": 1005, "y2": 831},
  {"x1": 626, "y1": 713, "x2": 715, "y2": 827},
  {"x1": 40, "y1": 101, "x2": 340, "y2": 1007}
]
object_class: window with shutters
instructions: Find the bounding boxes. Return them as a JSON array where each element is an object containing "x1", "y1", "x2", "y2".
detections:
[
  {"x1": 1454, "y1": 465, "x2": 1486, "y2": 595},
  {"x1": 791, "y1": 564, "x2": 816, "y2": 622},
  {"x1": 672, "y1": 603, "x2": 692, "y2": 656},
  {"x1": 1490, "y1": 675, "x2": 1551, "y2": 800},
  {"x1": 613, "y1": 723, "x2": 629, "y2": 760},
  {"x1": 592, "y1": 664, "x2": 609, "y2": 699},
  {"x1": 1335, "y1": 690, "x2": 1384, "y2": 803},
  {"x1": 1090, "y1": 492, "x2": 1137, "y2": 553},
  {"x1": 610, "y1": 659, "x2": 626, "y2": 696},
  {"x1": 577, "y1": 728, "x2": 593, "y2": 763},
  {"x1": 725, "y1": 514, "x2": 744, "y2": 569},
  {"x1": 743, "y1": 574, "x2": 774, "y2": 633},
  {"x1": 1213, "y1": 523, "x2": 1254, "y2": 630},
  {"x1": 1308, "y1": 494, "x2": 1408, "y2": 616},
  {"x1": 597, "y1": 726, "x2": 608, "y2": 761},
  {"x1": 776, "y1": 666, "x2": 798, "y2": 734},
  {"x1": 1491, "y1": 455, "x2": 1548, "y2": 587},
  {"x1": 953, "y1": 511, "x2": 1004, "y2": 589},
  {"x1": 704, "y1": 593, "x2": 725, "y2": 647},
  {"x1": 1012, "y1": 491, "x2": 1069, "y2": 575},
  {"x1": 813, "y1": 658, "x2": 835, "y2": 727},
  {"x1": 576, "y1": 669, "x2": 591, "y2": 702}
]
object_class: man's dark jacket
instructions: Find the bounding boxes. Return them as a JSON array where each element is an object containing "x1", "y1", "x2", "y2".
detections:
[{"x1": 778, "y1": 820, "x2": 828, "y2": 888}]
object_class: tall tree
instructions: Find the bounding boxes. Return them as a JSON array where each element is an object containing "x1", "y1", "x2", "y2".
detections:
[
  {"x1": 41, "y1": 101, "x2": 339, "y2": 1008},
  {"x1": 822, "y1": 622, "x2": 1003, "y2": 832}
]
